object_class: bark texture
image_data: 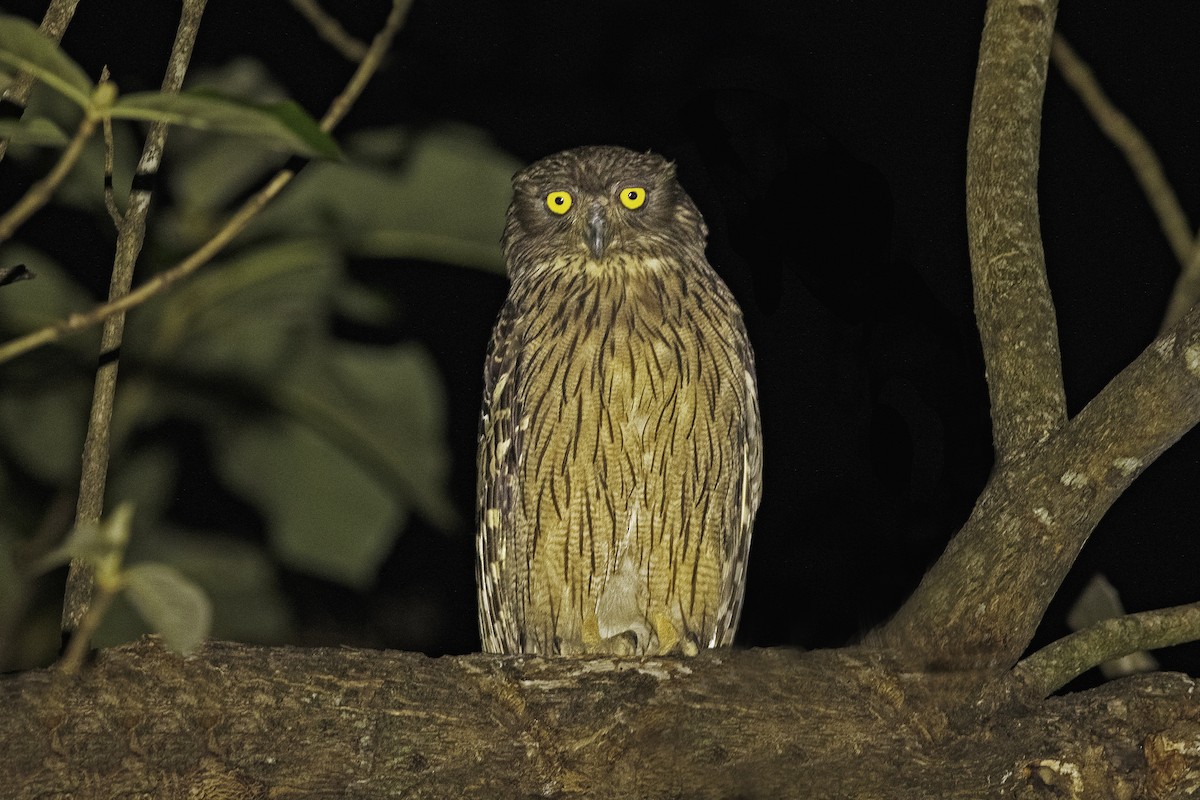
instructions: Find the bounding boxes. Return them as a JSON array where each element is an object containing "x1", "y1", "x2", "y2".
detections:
[{"x1": 2, "y1": 639, "x2": 1198, "y2": 799}]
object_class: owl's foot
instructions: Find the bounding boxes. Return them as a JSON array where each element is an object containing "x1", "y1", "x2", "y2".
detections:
[
  {"x1": 651, "y1": 612, "x2": 700, "y2": 656},
  {"x1": 576, "y1": 615, "x2": 643, "y2": 655}
]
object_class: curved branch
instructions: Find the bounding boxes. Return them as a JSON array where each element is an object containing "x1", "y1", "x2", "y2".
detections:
[
  {"x1": 1050, "y1": 34, "x2": 1193, "y2": 269},
  {"x1": 288, "y1": 0, "x2": 370, "y2": 62},
  {"x1": 1049, "y1": 34, "x2": 1200, "y2": 332},
  {"x1": 967, "y1": 0, "x2": 1065, "y2": 462},
  {"x1": 880, "y1": 0, "x2": 1200, "y2": 672},
  {"x1": 1015, "y1": 600, "x2": 1200, "y2": 697},
  {"x1": 0, "y1": 109, "x2": 96, "y2": 242},
  {"x1": 884, "y1": 301, "x2": 1200, "y2": 668}
]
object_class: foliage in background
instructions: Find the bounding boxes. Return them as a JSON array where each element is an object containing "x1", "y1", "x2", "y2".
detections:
[{"x1": 0, "y1": 20, "x2": 521, "y2": 668}]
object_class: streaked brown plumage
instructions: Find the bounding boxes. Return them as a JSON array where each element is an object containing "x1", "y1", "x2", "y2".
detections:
[{"x1": 477, "y1": 145, "x2": 761, "y2": 655}]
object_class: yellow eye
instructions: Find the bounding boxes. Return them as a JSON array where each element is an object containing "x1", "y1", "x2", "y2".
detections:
[
  {"x1": 546, "y1": 191, "x2": 573, "y2": 214},
  {"x1": 619, "y1": 186, "x2": 646, "y2": 210}
]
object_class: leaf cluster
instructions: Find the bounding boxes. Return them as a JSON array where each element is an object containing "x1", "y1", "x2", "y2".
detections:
[{"x1": 0, "y1": 12, "x2": 520, "y2": 666}]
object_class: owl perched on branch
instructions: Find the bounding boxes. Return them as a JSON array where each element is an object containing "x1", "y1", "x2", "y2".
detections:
[{"x1": 476, "y1": 146, "x2": 761, "y2": 656}]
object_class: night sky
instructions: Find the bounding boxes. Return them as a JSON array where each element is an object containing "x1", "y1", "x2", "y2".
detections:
[{"x1": 3, "y1": 1, "x2": 1198, "y2": 680}]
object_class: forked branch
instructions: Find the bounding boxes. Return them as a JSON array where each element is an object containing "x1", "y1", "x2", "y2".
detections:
[
  {"x1": 62, "y1": 0, "x2": 209, "y2": 635},
  {"x1": 882, "y1": 0, "x2": 1200, "y2": 670}
]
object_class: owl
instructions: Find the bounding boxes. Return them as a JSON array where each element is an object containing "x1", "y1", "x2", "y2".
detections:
[{"x1": 476, "y1": 145, "x2": 761, "y2": 656}]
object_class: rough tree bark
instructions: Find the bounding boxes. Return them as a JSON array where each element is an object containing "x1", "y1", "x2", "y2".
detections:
[
  {"x1": 2, "y1": 640, "x2": 1198, "y2": 798},
  {"x1": 3, "y1": 0, "x2": 1200, "y2": 797}
]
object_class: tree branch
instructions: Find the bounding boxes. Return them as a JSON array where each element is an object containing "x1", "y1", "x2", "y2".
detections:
[
  {"x1": 61, "y1": 0, "x2": 208, "y2": 637},
  {"x1": 880, "y1": 0, "x2": 1200, "y2": 672},
  {"x1": 318, "y1": 0, "x2": 411, "y2": 133},
  {"x1": 966, "y1": 0, "x2": 1065, "y2": 463},
  {"x1": 884, "y1": 296, "x2": 1200, "y2": 668},
  {"x1": 1166, "y1": 245, "x2": 1200, "y2": 334},
  {"x1": 1015, "y1": 600, "x2": 1200, "y2": 697},
  {"x1": 1049, "y1": 33, "x2": 1200, "y2": 332},
  {"x1": 0, "y1": 108, "x2": 97, "y2": 242},
  {"x1": 0, "y1": 0, "x2": 410, "y2": 368},
  {"x1": 1050, "y1": 34, "x2": 1192, "y2": 268},
  {"x1": 288, "y1": 0, "x2": 370, "y2": 62},
  {"x1": 3, "y1": 640, "x2": 1197, "y2": 798}
]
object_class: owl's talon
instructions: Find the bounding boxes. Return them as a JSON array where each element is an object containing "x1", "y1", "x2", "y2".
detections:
[{"x1": 606, "y1": 630, "x2": 639, "y2": 656}]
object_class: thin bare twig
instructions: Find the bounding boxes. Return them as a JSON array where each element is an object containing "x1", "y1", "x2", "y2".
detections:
[
  {"x1": 288, "y1": 0, "x2": 370, "y2": 62},
  {"x1": 1049, "y1": 34, "x2": 1200, "y2": 331},
  {"x1": 320, "y1": 0, "x2": 411, "y2": 132},
  {"x1": 1050, "y1": 35, "x2": 1193, "y2": 269},
  {"x1": 0, "y1": 110, "x2": 97, "y2": 242},
  {"x1": 1014, "y1": 600, "x2": 1200, "y2": 697},
  {"x1": 56, "y1": 582, "x2": 117, "y2": 675},
  {"x1": 0, "y1": 0, "x2": 411, "y2": 368},
  {"x1": 62, "y1": 0, "x2": 209, "y2": 636},
  {"x1": 101, "y1": 66, "x2": 123, "y2": 226}
]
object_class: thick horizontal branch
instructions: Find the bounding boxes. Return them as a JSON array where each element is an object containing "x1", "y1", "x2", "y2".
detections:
[{"x1": 3, "y1": 640, "x2": 1197, "y2": 799}]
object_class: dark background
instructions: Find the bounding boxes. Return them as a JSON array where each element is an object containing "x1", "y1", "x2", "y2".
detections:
[{"x1": 4, "y1": 1, "x2": 1198, "y2": 681}]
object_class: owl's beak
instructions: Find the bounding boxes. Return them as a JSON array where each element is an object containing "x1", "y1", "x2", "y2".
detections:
[{"x1": 585, "y1": 204, "x2": 608, "y2": 260}]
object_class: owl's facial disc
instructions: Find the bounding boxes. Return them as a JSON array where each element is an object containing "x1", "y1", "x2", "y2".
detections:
[{"x1": 586, "y1": 203, "x2": 608, "y2": 260}]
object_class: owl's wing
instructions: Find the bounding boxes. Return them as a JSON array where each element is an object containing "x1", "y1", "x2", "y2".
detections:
[
  {"x1": 476, "y1": 300, "x2": 524, "y2": 653},
  {"x1": 716, "y1": 330, "x2": 763, "y2": 647}
]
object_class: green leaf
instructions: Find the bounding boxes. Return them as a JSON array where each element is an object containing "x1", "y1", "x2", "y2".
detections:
[
  {"x1": 0, "y1": 537, "x2": 18, "y2": 619},
  {"x1": 0, "y1": 380, "x2": 89, "y2": 483},
  {"x1": 247, "y1": 124, "x2": 519, "y2": 271},
  {"x1": 273, "y1": 340, "x2": 455, "y2": 530},
  {"x1": 213, "y1": 340, "x2": 454, "y2": 588},
  {"x1": 110, "y1": 90, "x2": 341, "y2": 159},
  {"x1": 135, "y1": 238, "x2": 342, "y2": 377},
  {"x1": 153, "y1": 58, "x2": 297, "y2": 219},
  {"x1": 216, "y1": 415, "x2": 404, "y2": 588},
  {"x1": 123, "y1": 562, "x2": 212, "y2": 654},
  {"x1": 0, "y1": 14, "x2": 93, "y2": 108},
  {"x1": 0, "y1": 376, "x2": 89, "y2": 483},
  {"x1": 94, "y1": 530, "x2": 291, "y2": 647},
  {"x1": 0, "y1": 245, "x2": 95, "y2": 332},
  {"x1": 128, "y1": 529, "x2": 292, "y2": 643},
  {"x1": 106, "y1": 447, "x2": 178, "y2": 525},
  {"x1": 0, "y1": 247, "x2": 100, "y2": 485},
  {"x1": 34, "y1": 503, "x2": 134, "y2": 578},
  {"x1": 0, "y1": 117, "x2": 67, "y2": 146}
]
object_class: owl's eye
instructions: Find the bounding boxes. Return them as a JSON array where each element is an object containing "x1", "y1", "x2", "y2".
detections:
[
  {"x1": 546, "y1": 191, "x2": 573, "y2": 215},
  {"x1": 619, "y1": 187, "x2": 647, "y2": 210}
]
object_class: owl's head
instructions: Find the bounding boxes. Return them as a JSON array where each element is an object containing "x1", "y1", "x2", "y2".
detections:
[{"x1": 502, "y1": 146, "x2": 707, "y2": 277}]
